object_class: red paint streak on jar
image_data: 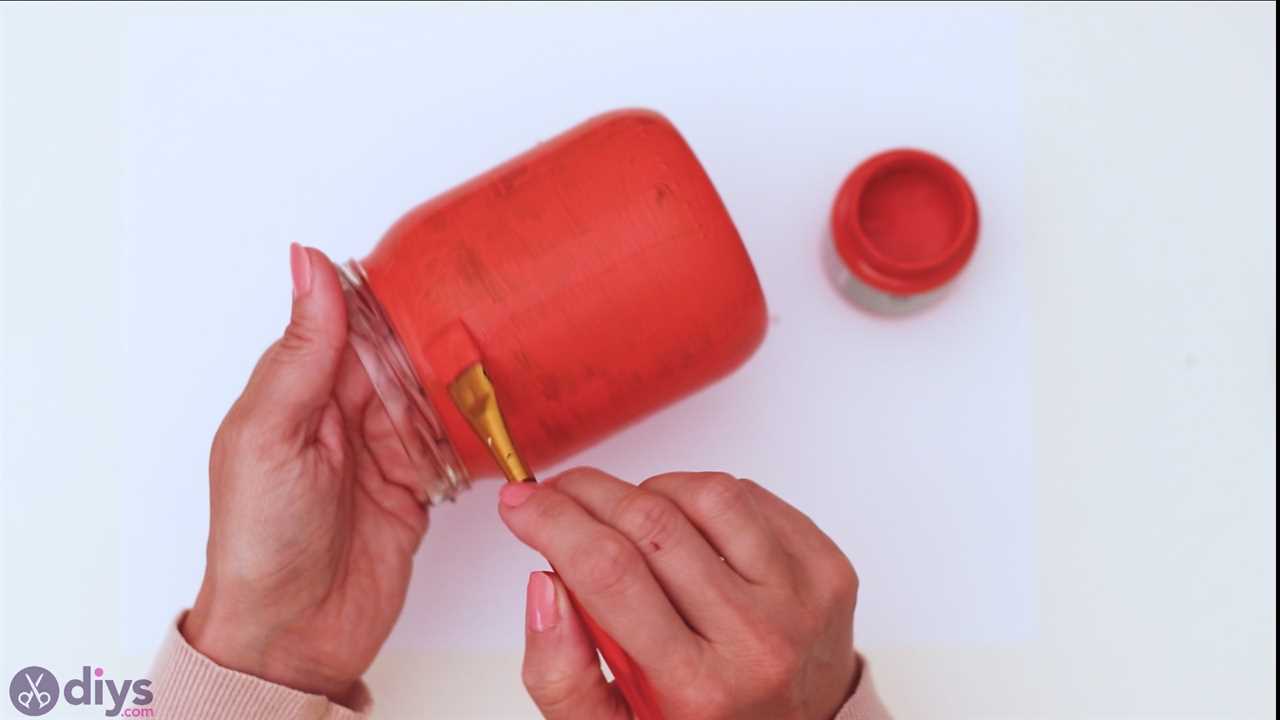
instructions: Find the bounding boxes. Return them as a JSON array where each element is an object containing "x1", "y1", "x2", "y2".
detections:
[{"x1": 359, "y1": 109, "x2": 767, "y2": 477}]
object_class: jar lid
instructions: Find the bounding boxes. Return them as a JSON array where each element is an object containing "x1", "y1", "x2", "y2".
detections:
[{"x1": 831, "y1": 148, "x2": 979, "y2": 297}]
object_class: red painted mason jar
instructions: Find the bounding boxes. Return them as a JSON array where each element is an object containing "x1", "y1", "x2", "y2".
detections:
[{"x1": 339, "y1": 109, "x2": 767, "y2": 503}]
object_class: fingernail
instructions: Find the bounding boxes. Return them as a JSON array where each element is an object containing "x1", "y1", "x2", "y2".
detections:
[
  {"x1": 290, "y1": 243, "x2": 313, "y2": 298},
  {"x1": 526, "y1": 572, "x2": 559, "y2": 633},
  {"x1": 500, "y1": 482, "x2": 538, "y2": 508}
]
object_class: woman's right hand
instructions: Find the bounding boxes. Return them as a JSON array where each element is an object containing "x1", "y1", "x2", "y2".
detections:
[{"x1": 498, "y1": 468, "x2": 861, "y2": 720}]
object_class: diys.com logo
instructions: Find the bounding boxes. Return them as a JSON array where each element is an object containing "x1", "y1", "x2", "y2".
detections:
[{"x1": 8, "y1": 665, "x2": 153, "y2": 717}]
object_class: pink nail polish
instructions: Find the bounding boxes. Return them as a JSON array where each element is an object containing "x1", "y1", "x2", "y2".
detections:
[
  {"x1": 289, "y1": 243, "x2": 312, "y2": 298},
  {"x1": 526, "y1": 572, "x2": 559, "y2": 633},
  {"x1": 499, "y1": 482, "x2": 538, "y2": 508}
]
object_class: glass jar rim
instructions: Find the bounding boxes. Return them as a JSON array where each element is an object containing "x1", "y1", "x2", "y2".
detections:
[{"x1": 337, "y1": 259, "x2": 470, "y2": 504}]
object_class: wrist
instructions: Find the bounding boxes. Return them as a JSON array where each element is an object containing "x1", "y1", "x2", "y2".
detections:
[
  {"x1": 815, "y1": 649, "x2": 863, "y2": 720},
  {"x1": 184, "y1": 586, "x2": 360, "y2": 705}
]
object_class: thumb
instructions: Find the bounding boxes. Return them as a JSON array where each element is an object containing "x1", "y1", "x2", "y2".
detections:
[
  {"x1": 241, "y1": 244, "x2": 348, "y2": 432},
  {"x1": 522, "y1": 571, "x2": 629, "y2": 720}
]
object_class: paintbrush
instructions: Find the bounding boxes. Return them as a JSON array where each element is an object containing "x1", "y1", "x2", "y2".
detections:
[
  {"x1": 447, "y1": 362, "x2": 535, "y2": 484},
  {"x1": 446, "y1": 357, "x2": 664, "y2": 720}
]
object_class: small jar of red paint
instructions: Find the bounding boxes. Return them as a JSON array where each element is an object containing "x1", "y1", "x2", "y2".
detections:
[
  {"x1": 827, "y1": 149, "x2": 979, "y2": 314},
  {"x1": 339, "y1": 110, "x2": 767, "y2": 503}
]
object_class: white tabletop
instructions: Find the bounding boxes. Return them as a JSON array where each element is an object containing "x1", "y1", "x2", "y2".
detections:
[{"x1": 1, "y1": 4, "x2": 1275, "y2": 718}]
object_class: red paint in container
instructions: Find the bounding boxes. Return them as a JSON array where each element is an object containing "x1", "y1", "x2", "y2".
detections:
[
  {"x1": 828, "y1": 148, "x2": 979, "y2": 314},
  {"x1": 339, "y1": 109, "x2": 767, "y2": 502}
]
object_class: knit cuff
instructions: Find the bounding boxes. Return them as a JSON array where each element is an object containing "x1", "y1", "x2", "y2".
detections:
[
  {"x1": 149, "y1": 613, "x2": 371, "y2": 720},
  {"x1": 834, "y1": 655, "x2": 892, "y2": 720}
]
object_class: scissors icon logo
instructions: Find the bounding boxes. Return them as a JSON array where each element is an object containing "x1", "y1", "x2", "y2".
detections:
[
  {"x1": 8, "y1": 666, "x2": 59, "y2": 716},
  {"x1": 18, "y1": 672, "x2": 51, "y2": 709}
]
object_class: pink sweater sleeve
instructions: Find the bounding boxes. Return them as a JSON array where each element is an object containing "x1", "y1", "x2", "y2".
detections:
[
  {"x1": 151, "y1": 613, "x2": 889, "y2": 719},
  {"x1": 149, "y1": 614, "x2": 371, "y2": 719},
  {"x1": 835, "y1": 658, "x2": 893, "y2": 719}
]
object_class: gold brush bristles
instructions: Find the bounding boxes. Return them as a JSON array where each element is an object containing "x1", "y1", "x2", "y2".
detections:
[{"x1": 447, "y1": 362, "x2": 535, "y2": 484}]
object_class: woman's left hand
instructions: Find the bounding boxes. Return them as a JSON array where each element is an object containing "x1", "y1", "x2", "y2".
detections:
[{"x1": 183, "y1": 245, "x2": 429, "y2": 705}]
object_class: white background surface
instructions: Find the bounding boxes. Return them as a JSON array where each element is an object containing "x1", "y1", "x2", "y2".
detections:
[
  {"x1": 2, "y1": 3, "x2": 1275, "y2": 719},
  {"x1": 111, "y1": 3, "x2": 1033, "y2": 656}
]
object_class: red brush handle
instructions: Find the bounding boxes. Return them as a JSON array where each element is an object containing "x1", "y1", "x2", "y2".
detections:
[{"x1": 564, "y1": 587, "x2": 664, "y2": 720}]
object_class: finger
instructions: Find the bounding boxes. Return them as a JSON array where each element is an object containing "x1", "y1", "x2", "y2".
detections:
[
  {"x1": 334, "y1": 345, "x2": 375, "y2": 428},
  {"x1": 522, "y1": 571, "x2": 629, "y2": 720},
  {"x1": 240, "y1": 244, "x2": 348, "y2": 437},
  {"x1": 498, "y1": 483, "x2": 703, "y2": 681},
  {"x1": 350, "y1": 442, "x2": 429, "y2": 553},
  {"x1": 549, "y1": 467, "x2": 746, "y2": 637},
  {"x1": 744, "y1": 480, "x2": 859, "y2": 602},
  {"x1": 641, "y1": 472, "x2": 791, "y2": 585},
  {"x1": 361, "y1": 398, "x2": 430, "y2": 505},
  {"x1": 741, "y1": 480, "x2": 841, "y2": 558}
]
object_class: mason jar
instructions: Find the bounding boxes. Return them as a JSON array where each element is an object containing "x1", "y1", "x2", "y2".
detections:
[{"x1": 338, "y1": 109, "x2": 767, "y2": 504}]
